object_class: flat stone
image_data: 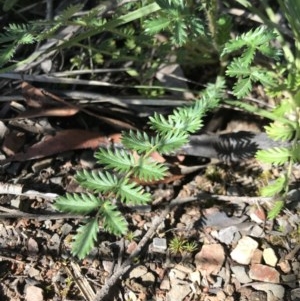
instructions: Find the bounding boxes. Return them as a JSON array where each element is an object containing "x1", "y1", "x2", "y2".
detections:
[
  {"x1": 129, "y1": 265, "x2": 147, "y2": 278},
  {"x1": 249, "y1": 264, "x2": 280, "y2": 283},
  {"x1": 282, "y1": 274, "x2": 297, "y2": 288},
  {"x1": 263, "y1": 248, "x2": 278, "y2": 267},
  {"x1": 249, "y1": 225, "x2": 265, "y2": 237},
  {"x1": 230, "y1": 236, "x2": 258, "y2": 265},
  {"x1": 251, "y1": 283, "x2": 285, "y2": 300},
  {"x1": 153, "y1": 237, "x2": 167, "y2": 251},
  {"x1": 195, "y1": 244, "x2": 225, "y2": 276},
  {"x1": 169, "y1": 268, "x2": 186, "y2": 280},
  {"x1": 141, "y1": 271, "x2": 155, "y2": 284},
  {"x1": 102, "y1": 261, "x2": 113, "y2": 273},
  {"x1": 217, "y1": 226, "x2": 239, "y2": 244},
  {"x1": 166, "y1": 283, "x2": 191, "y2": 301},
  {"x1": 231, "y1": 265, "x2": 252, "y2": 283},
  {"x1": 291, "y1": 288, "x2": 300, "y2": 301},
  {"x1": 251, "y1": 249, "x2": 263, "y2": 264},
  {"x1": 25, "y1": 285, "x2": 44, "y2": 301},
  {"x1": 278, "y1": 260, "x2": 291, "y2": 273},
  {"x1": 189, "y1": 271, "x2": 201, "y2": 285},
  {"x1": 174, "y1": 264, "x2": 193, "y2": 274},
  {"x1": 160, "y1": 276, "x2": 170, "y2": 290}
]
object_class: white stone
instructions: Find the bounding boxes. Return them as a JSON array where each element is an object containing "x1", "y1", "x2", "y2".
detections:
[
  {"x1": 231, "y1": 266, "x2": 252, "y2": 283},
  {"x1": 129, "y1": 265, "x2": 147, "y2": 278},
  {"x1": 263, "y1": 248, "x2": 278, "y2": 267},
  {"x1": 230, "y1": 236, "x2": 258, "y2": 264},
  {"x1": 189, "y1": 271, "x2": 201, "y2": 285}
]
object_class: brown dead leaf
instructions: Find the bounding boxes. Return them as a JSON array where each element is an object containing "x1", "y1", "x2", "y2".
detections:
[
  {"x1": 2, "y1": 130, "x2": 26, "y2": 156},
  {"x1": 0, "y1": 129, "x2": 109, "y2": 163},
  {"x1": 22, "y1": 82, "x2": 54, "y2": 108},
  {"x1": 15, "y1": 106, "x2": 79, "y2": 119},
  {"x1": 19, "y1": 82, "x2": 79, "y2": 118}
]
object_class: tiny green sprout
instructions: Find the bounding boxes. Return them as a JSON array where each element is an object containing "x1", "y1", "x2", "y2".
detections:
[
  {"x1": 169, "y1": 236, "x2": 187, "y2": 255},
  {"x1": 183, "y1": 241, "x2": 198, "y2": 253},
  {"x1": 125, "y1": 231, "x2": 136, "y2": 242}
]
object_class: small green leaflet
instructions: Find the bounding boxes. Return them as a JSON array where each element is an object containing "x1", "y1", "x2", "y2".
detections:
[
  {"x1": 101, "y1": 201, "x2": 128, "y2": 236},
  {"x1": 54, "y1": 193, "x2": 101, "y2": 215},
  {"x1": 95, "y1": 148, "x2": 134, "y2": 173},
  {"x1": 144, "y1": 18, "x2": 171, "y2": 34},
  {"x1": 133, "y1": 157, "x2": 168, "y2": 181},
  {"x1": 76, "y1": 170, "x2": 119, "y2": 193},
  {"x1": 265, "y1": 122, "x2": 294, "y2": 141},
  {"x1": 72, "y1": 218, "x2": 99, "y2": 259},
  {"x1": 121, "y1": 130, "x2": 155, "y2": 153},
  {"x1": 256, "y1": 147, "x2": 291, "y2": 165},
  {"x1": 267, "y1": 200, "x2": 284, "y2": 219},
  {"x1": 260, "y1": 176, "x2": 286, "y2": 197},
  {"x1": 157, "y1": 131, "x2": 188, "y2": 154},
  {"x1": 233, "y1": 77, "x2": 252, "y2": 98},
  {"x1": 117, "y1": 179, "x2": 151, "y2": 205}
]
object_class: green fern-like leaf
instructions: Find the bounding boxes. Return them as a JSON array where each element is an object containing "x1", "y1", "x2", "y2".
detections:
[
  {"x1": 71, "y1": 218, "x2": 99, "y2": 259},
  {"x1": 226, "y1": 58, "x2": 250, "y2": 77},
  {"x1": 267, "y1": 200, "x2": 284, "y2": 219},
  {"x1": 19, "y1": 33, "x2": 35, "y2": 44},
  {"x1": 221, "y1": 26, "x2": 277, "y2": 57},
  {"x1": 291, "y1": 144, "x2": 300, "y2": 162},
  {"x1": 121, "y1": 130, "x2": 155, "y2": 153},
  {"x1": 144, "y1": 18, "x2": 171, "y2": 34},
  {"x1": 233, "y1": 77, "x2": 252, "y2": 98},
  {"x1": 251, "y1": 69, "x2": 276, "y2": 87},
  {"x1": 100, "y1": 201, "x2": 128, "y2": 235},
  {"x1": 0, "y1": 44, "x2": 16, "y2": 67},
  {"x1": 172, "y1": 21, "x2": 188, "y2": 45},
  {"x1": 260, "y1": 176, "x2": 286, "y2": 197},
  {"x1": 57, "y1": 4, "x2": 84, "y2": 22},
  {"x1": 133, "y1": 157, "x2": 168, "y2": 181},
  {"x1": 54, "y1": 193, "x2": 101, "y2": 215},
  {"x1": 256, "y1": 147, "x2": 291, "y2": 165},
  {"x1": 148, "y1": 111, "x2": 202, "y2": 134},
  {"x1": 95, "y1": 148, "x2": 134, "y2": 173},
  {"x1": 171, "y1": 107, "x2": 203, "y2": 132},
  {"x1": 157, "y1": 131, "x2": 188, "y2": 154},
  {"x1": 117, "y1": 178, "x2": 151, "y2": 205},
  {"x1": 241, "y1": 47, "x2": 256, "y2": 66},
  {"x1": 76, "y1": 170, "x2": 119, "y2": 194},
  {"x1": 265, "y1": 122, "x2": 294, "y2": 141}
]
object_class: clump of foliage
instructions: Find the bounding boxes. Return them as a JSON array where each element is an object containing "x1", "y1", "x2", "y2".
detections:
[
  {"x1": 54, "y1": 79, "x2": 225, "y2": 259},
  {"x1": 168, "y1": 236, "x2": 198, "y2": 255},
  {"x1": 169, "y1": 236, "x2": 198, "y2": 255}
]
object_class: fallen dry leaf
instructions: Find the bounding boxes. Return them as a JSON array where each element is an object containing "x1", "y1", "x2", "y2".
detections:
[
  {"x1": 22, "y1": 82, "x2": 54, "y2": 108},
  {"x1": 0, "y1": 129, "x2": 109, "y2": 163},
  {"x1": 14, "y1": 106, "x2": 79, "y2": 119}
]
